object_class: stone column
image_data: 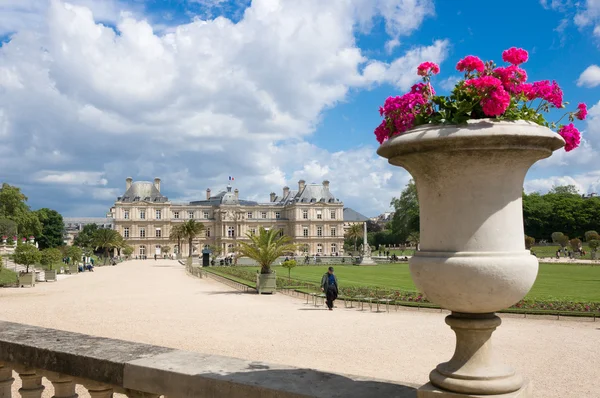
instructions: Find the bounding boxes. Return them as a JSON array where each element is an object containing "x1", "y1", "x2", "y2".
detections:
[
  {"x1": 46, "y1": 372, "x2": 78, "y2": 398},
  {"x1": 360, "y1": 221, "x2": 376, "y2": 265},
  {"x1": 0, "y1": 362, "x2": 14, "y2": 398},
  {"x1": 15, "y1": 368, "x2": 44, "y2": 398},
  {"x1": 85, "y1": 382, "x2": 113, "y2": 398}
]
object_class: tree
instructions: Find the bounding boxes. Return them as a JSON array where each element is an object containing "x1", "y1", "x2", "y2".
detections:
[
  {"x1": 281, "y1": 259, "x2": 297, "y2": 280},
  {"x1": 549, "y1": 185, "x2": 580, "y2": 195},
  {"x1": 345, "y1": 223, "x2": 363, "y2": 253},
  {"x1": 0, "y1": 183, "x2": 42, "y2": 238},
  {"x1": 73, "y1": 223, "x2": 99, "y2": 250},
  {"x1": 557, "y1": 234, "x2": 570, "y2": 248},
  {"x1": 524, "y1": 235, "x2": 535, "y2": 250},
  {"x1": 13, "y1": 243, "x2": 41, "y2": 273},
  {"x1": 237, "y1": 227, "x2": 297, "y2": 274},
  {"x1": 0, "y1": 219, "x2": 17, "y2": 238},
  {"x1": 366, "y1": 220, "x2": 382, "y2": 233},
  {"x1": 585, "y1": 231, "x2": 600, "y2": 242},
  {"x1": 35, "y1": 208, "x2": 65, "y2": 249},
  {"x1": 570, "y1": 238, "x2": 582, "y2": 252},
  {"x1": 161, "y1": 246, "x2": 171, "y2": 255},
  {"x1": 181, "y1": 220, "x2": 205, "y2": 257},
  {"x1": 92, "y1": 229, "x2": 122, "y2": 264},
  {"x1": 170, "y1": 225, "x2": 185, "y2": 256},
  {"x1": 40, "y1": 248, "x2": 62, "y2": 270},
  {"x1": 123, "y1": 245, "x2": 134, "y2": 257},
  {"x1": 389, "y1": 180, "x2": 420, "y2": 242},
  {"x1": 66, "y1": 246, "x2": 83, "y2": 265},
  {"x1": 588, "y1": 240, "x2": 600, "y2": 258},
  {"x1": 551, "y1": 232, "x2": 564, "y2": 244}
]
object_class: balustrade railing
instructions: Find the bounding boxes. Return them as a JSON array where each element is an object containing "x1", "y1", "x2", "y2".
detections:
[{"x1": 0, "y1": 321, "x2": 415, "y2": 397}]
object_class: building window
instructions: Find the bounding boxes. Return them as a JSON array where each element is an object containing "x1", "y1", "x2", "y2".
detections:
[
  {"x1": 301, "y1": 244, "x2": 309, "y2": 253},
  {"x1": 123, "y1": 227, "x2": 129, "y2": 238},
  {"x1": 228, "y1": 226, "x2": 235, "y2": 237},
  {"x1": 275, "y1": 212, "x2": 281, "y2": 219},
  {"x1": 302, "y1": 210, "x2": 308, "y2": 219},
  {"x1": 317, "y1": 243, "x2": 323, "y2": 253},
  {"x1": 206, "y1": 227, "x2": 211, "y2": 238},
  {"x1": 303, "y1": 226, "x2": 309, "y2": 237},
  {"x1": 316, "y1": 210, "x2": 322, "y2": 220},
  {"x1": 250, "y1": 228, "x2": 257, "y2": 236},
  {"x1": 331, "y1": 243, "x2": 337, "y2": 254},
  {"x1": 188, "y1": 211, "x2": 194, "y2": 219},
  {"x1": 140, "y1": 228, "x2": 146, "y2": 238},
  {"x1": 247, "y1": 212, "x2": 253, "y2": 219},
  {"x1": 278, "y1": 228, "x2": 284, "y2": 237},
  {"x1": 330, "y1": 210, "x2": 336, "y2": 219},
  {"x1": 227, "y1": 243, "x2": 235, "y2": 253},
  {"x1": 317, "y1": 226, "x2": 323, "y2": 237},
  {"x1": 173, "y1": 211, "x2": 179, "y2": 219},
  {"x1": 155, "y1": 228, "x2": 162, "y2": 238},
  {"x1": 140, "y1": 210, "x2": 146, "y2": 220},
  {"x1": 203, "y1": 211, "x2": 209, "y2": 219},
  {"x1": 139, "y1": 245, "x2": 146, "y2": 256},
  {"x1": 156, "y1": 210, "x2": 162, "y2": 220},
  {"x1": 124, "y1": 210, "x2": 129, "y2": 220},
  {"x1": 331, "y1": 227, "x2": 336, "y2": 237},
  {"x1": 261, "y1": 211, "x2": 267, "y2": 219}
]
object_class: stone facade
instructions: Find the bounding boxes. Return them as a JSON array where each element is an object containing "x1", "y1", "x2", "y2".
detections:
[{"x1": 110, "y1": 178, "x2": 346, "y2": 257}]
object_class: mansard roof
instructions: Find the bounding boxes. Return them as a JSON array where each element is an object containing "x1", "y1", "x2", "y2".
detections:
[{"x1": 118, "y1": 181, "x2": 168, "y2": 203}]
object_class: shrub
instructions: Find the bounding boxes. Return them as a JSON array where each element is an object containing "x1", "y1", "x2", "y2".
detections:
[{"x1": 525, "y1": 235, "x2": 535, "y2": 249}]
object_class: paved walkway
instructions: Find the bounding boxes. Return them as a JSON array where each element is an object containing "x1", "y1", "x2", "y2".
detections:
[{"x1": 0, "y1": 260, "x2": 598, "y2": 397}]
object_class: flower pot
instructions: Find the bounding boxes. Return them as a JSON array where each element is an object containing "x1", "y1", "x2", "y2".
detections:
[
  {"x1": 18, "y1": 273, "x2": 35, "y2": 288},
  {"x1": 377, "y1": 119, "x2": 563, "y2": 397},
  {"x1": 256, "y1": 272, "x2": 277, "y2": 294},
  {"x1": 68, "y1": 265, "x2": 79, "y2": 274},
  {"x1": 45, "y1": 269, "x2": 57, "y2": 282}
]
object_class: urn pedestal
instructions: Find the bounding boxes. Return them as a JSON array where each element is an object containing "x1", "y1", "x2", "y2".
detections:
[{"x1": 377, "y1": 120, "x2": 564, "y2": 397}]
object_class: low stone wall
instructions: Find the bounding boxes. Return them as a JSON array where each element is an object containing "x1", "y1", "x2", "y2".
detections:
[{"x1": 0, "y1": 321, "x2": 416, "y2": 397}]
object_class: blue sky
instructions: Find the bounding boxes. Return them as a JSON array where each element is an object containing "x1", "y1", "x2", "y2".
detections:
[{"x1": 0, "y1": 0, "x2": 599, "y2": 217}]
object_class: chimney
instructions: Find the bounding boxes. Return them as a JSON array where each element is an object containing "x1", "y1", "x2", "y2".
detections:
[
  {"x1": 154, "y1": 177, "x2": 161, "y2": 192},
  {"x1": 283, "y1": 186, "x2": 290, "y2": 198},
  {"x1": 206, "y1": 188, "x2": 211, "y2": 200},
  {"x1": 234, "y1": 188, "x2": 239, "y2": 200},
  {"x1": 270, "y1": 192, "x2": 276, "y2": 202},
  {"x1": 298, "y1": 179, "x2": 306, "y2": 192},
  {"x1": 126, "y1": 177, "x2": 133, "y2": 190},
  {"x1": 323, "y1": 180, "x2": 330, "y2": 190}
]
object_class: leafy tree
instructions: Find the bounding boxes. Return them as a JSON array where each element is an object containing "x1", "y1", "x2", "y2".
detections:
[
  {"x1": 345, "y1": 223, "x2": 363, "y2": 253},
  {"x1": 389, "y1": 180, "x2": 419, "y2": 242},
  {"x1": 170, "y1": 224, "x2": 185, "y2": 256},
  {"x1": 366, "y1": 220, "x2": 382, "y2": 233},
  {"x1": 13, "y1": 243, "x2": 41, "y2": 273},
  {"x1": 40, "y1": 248, "x2": 62, "y2": 270},
  {"x1": 123, "y1": 245, "x2": 134, "y2": 257},
  {"x1": 35, "y1": 208, "x2": 65, "y2": 249},
  {"x1": 161, "y1": 246, "x2": 171, "y2": 255},
  {"x1": 73, "y1": 223, "x2": 99, "y2": 250},
  {"x1": 66, "y1": 246, "x2": 83, "y2": 265},
  {"x1": 524, "y1": 235, "x2": 535, "y2": 250},
  {"x1": 92, "y1": 229, "x2": 122, "y2": 264},
  {"x1": 237, "y1": 227, "x2": 296, "y2": 274},
  {"x1": 0, "y1": 183, "x2": 42, "y2": 238},
  {"x1": 549, "y1": 185, "x2": 580, "y2": 195},
  {"x1": 570, "y1": 238, "x2": 582, "y2": 252},
  {"x1": 557, "y1": 234, "x2": 570, "y2": 248},
  {"x1": 551, "y1": 232, "x2": 564, "y2": 244},
  {"x1": 585, "y1": 231, "x2": 600, "y2": 242},
  {"x1": 588, "y1": 240, "x2": 600, "y2": 255},
  {"x1": 0, "y1": 219, "x2": 17, "y2": 238},
  {"x1": 281, "y1": 259, "x2": 297, "y2": 280},
  {"x1": 181, "y1": 220, "x2": 205, "y2": 257}
]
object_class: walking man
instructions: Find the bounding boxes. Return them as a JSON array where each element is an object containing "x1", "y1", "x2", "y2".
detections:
[{"x1": 321, "y1": 267, "x2": 338, "y2": 311}]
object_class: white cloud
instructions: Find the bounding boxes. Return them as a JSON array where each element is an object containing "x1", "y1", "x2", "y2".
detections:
[
  {"x1": 0, "y1": 0, "x2": 441, "y2": 217},
  {"x1": 574, "y1": 0, "x2": 600, "y2": 35},
  {"x1": 577, "y1": 65, "x2": 600, "y2": 87},
  {"x1": 439, "y1": 76, "x2": 460, "y2": 91}
]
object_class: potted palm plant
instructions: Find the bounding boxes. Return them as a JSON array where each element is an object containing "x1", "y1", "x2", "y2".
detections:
[
  {"x1": 237, "y1": 227, "x2": 296, "y2": 294},
  {"x1": 375, "y1": 48, "x2": 586, "y2": 396},
  {"x1": 14, "y1": 242, "x2": 41, "y2": 287},
  {"x1": 41, "y1": 248, "x2": 62, "y2": 282},
  {"x1": 181, "y1": 220, "x2": 205, "y2": 258}
]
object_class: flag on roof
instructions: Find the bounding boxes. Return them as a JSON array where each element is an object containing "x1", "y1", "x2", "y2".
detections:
[{"x1": 229, "y1": 176, "x2": 235, "y2": 181}]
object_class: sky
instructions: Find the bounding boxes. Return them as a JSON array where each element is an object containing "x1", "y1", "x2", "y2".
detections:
[{"x1": 0, "y1": 0, "x2": 599, "y2": 218}]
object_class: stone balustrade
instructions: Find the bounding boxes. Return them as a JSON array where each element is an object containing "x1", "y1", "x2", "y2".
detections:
[{"x1": 0, "y1": 321, "x2": 416, "y2": 397}]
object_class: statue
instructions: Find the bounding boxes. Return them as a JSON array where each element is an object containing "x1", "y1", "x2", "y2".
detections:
[{"x1": 362, "y1": 242, "x2": 372, "y2": 257}]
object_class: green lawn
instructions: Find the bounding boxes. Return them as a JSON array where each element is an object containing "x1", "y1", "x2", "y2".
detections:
[
  {"x1": 530, "y1": 245, "x2": 595, "y2": 260},
  {"x1": 248, "y1": 263, "x2": 600, "y2": 302}
]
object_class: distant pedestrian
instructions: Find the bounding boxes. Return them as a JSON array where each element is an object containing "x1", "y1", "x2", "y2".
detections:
[
  {"x1": 154, "y1": 254, "x2": 157, "y2": 261},
  {"x1": 321, "y1": 267, "x2": 338, "y2": 311}
]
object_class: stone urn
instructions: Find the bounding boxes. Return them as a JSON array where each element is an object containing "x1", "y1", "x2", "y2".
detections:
[{"x1": 377, "y1": 120, "x2": 564, "y2": 397}]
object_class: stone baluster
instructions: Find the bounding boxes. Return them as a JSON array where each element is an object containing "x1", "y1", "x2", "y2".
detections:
[
  {"x1": 125, "y1": 390, "x2": 160, "y2": 398},
  {"x1": 0, "y1": 362, "x2": 14, "y2": 398},
  {"x1": 45, "y1": 372, "x2": 78, "y2": 398},
  {"x1": 14, "y1": 367, "x2": 44, "y2": 398},
  {"x1": 84, "y1": 382, "x2": 113, "y2": 398}
]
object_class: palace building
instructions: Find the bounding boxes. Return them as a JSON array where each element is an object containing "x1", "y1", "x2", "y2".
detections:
[{"x1": 109, "y1": 177, "x2": 362, "y2": 258}]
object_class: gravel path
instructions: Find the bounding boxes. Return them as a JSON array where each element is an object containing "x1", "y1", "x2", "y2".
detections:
[{"x1": 0, "y1": 260, "x2": 598, "y2": 397}]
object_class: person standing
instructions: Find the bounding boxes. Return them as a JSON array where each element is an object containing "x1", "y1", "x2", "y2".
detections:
[{"x1": 321, "y1": 267, "x2": 338, "y2": 311}]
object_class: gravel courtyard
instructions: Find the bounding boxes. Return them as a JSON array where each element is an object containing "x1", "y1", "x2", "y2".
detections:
[{"x1": 0, "y1": 260, "x2": 598, "y2": 397}]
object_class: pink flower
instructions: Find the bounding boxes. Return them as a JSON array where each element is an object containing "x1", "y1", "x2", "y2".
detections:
[
  {"x1": 465, "y1": 76, "x2": 511, "y2": 116},
  {"x1": 576, "y1": 103, "x2": 587, "y2": 120},
  {"x1": 410, "y1": 82, "x2": 436, "y2": 96},
  {"x1": 558, "y1": 123, "x2": 581, "y2": 152},
  {"x1": 374, "y1": 120, "x2": 389, "y2": 144},
  {"x1": 374, "y1": 91, "x2": 431, "y2": 142},
  {"x1": 494, "y1": 65, "x2": 527, "y2": 93},
  {"x1": 417, "y1": 62, "x2": 440, "y2": 76},
  {"x1": 530, "y1": 80, "x2": 563, "y2": 107},
  {"x1": 502, "y1": 47, "x2": 529, "y2": 65},
  {"x1": 456, "y1": 55, "x2": 485, "y2": 73}
]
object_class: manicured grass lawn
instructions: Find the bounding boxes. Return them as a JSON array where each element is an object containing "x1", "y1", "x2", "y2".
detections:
[
  {"x1": 245, "y1": 263, "x2": 600, "y2": 302},
  {"x1": 0, "y1": 268, "x2": 18, "y2": 285},
  {"x1": 531, "y1": 245, "x2": 595, "y2": 260}
]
